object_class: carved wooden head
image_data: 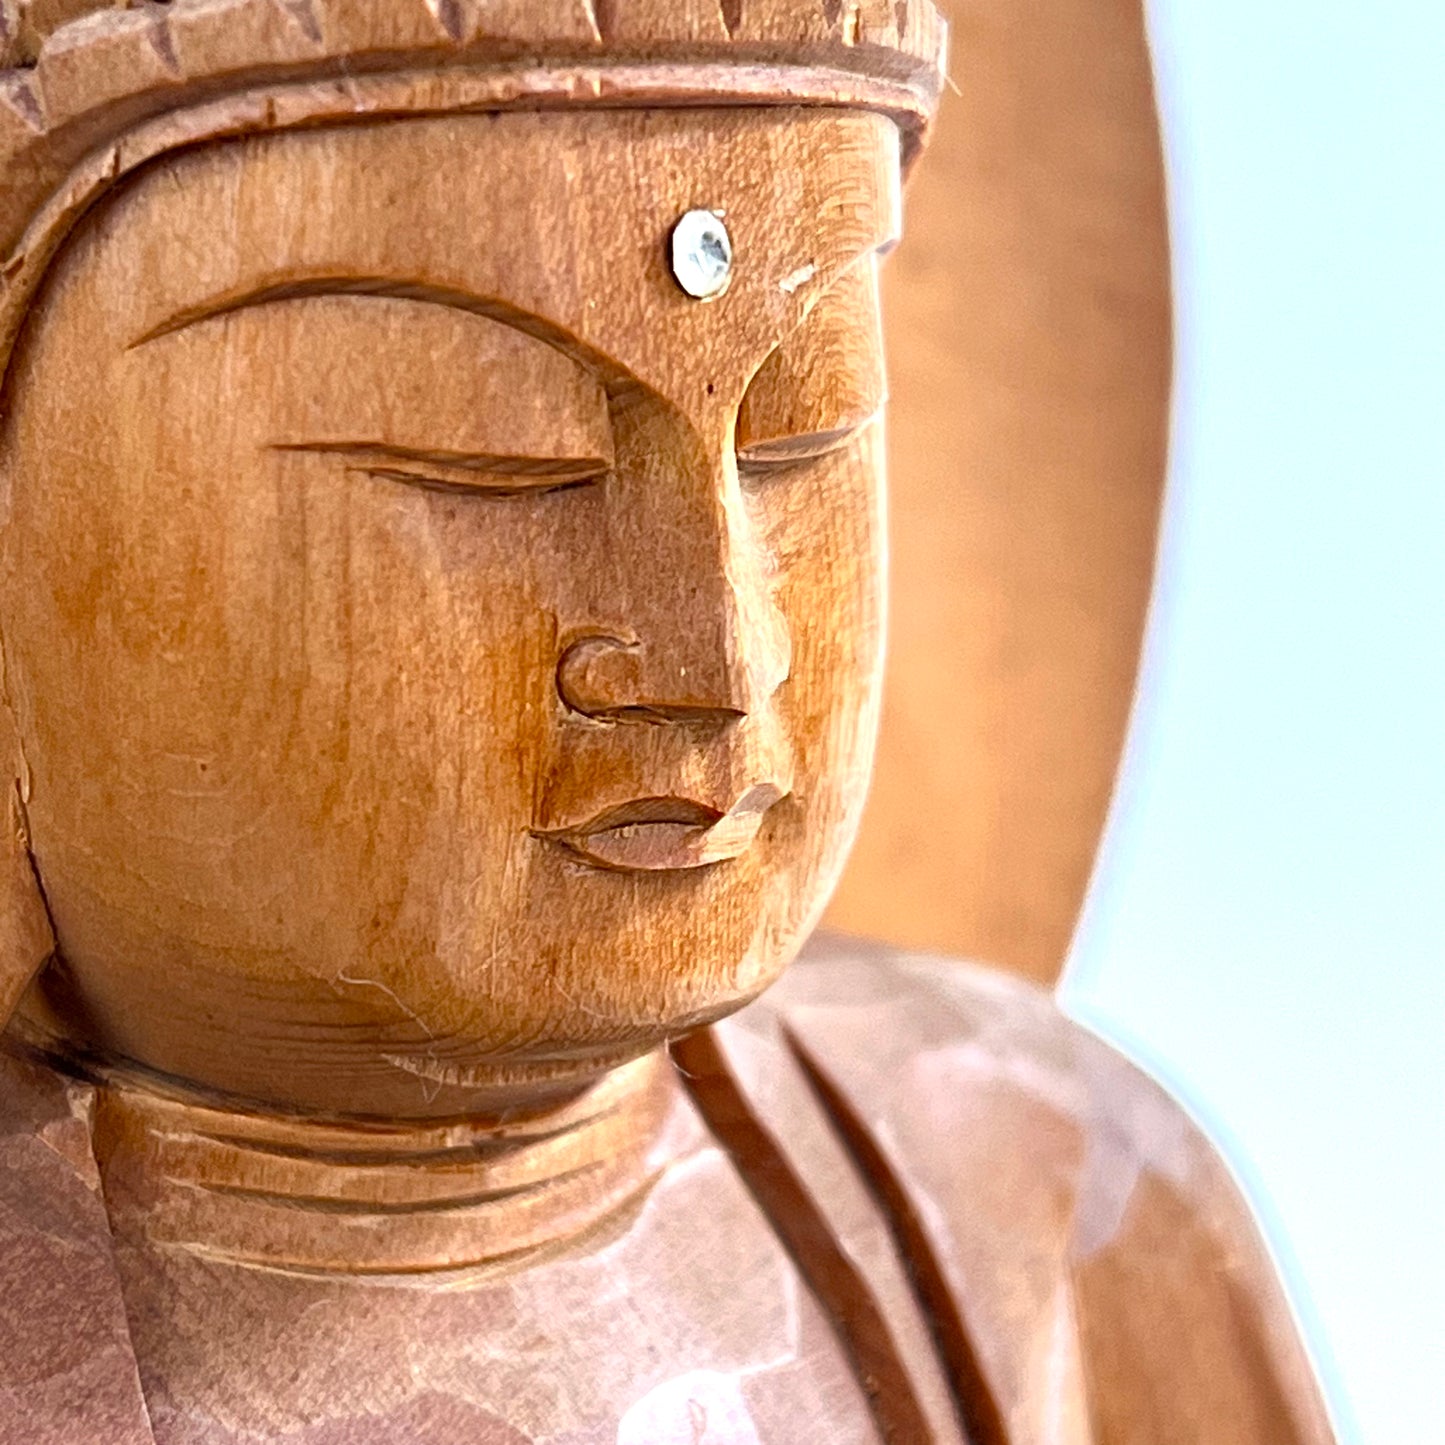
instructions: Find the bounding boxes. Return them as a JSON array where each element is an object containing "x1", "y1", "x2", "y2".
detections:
[{"x1": 0, "y1": 2, "x2": 944, "y2": 1116}]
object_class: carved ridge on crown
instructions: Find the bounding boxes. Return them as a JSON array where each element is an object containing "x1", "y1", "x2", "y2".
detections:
[
  {"x1": 2, "y1": 0, "x2": 947, "y2": 65},
  {"x1": 0, "y1": 0, "x2": 946, "y2": 96}
]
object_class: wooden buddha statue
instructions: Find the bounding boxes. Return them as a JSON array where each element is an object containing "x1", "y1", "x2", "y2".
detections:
[{"x1": 0, "y1": 3, "x2": 1334, "y2": 1441}]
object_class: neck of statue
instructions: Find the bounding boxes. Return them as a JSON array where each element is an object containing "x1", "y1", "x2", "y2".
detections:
[{"x1": 79, "y1": 1049, "x2": 684, "y2": 1275}]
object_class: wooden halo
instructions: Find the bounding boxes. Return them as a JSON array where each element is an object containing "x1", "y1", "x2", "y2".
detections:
[{"x1": 826, "y1": 0, "x2": 1173, "y2": 985}]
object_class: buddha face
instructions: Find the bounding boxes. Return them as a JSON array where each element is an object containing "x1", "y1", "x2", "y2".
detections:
[{"x1": 0, "y1": 108, "x2": 898, "y2": 1116}]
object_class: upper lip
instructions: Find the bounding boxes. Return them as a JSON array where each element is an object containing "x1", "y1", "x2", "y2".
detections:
[{"x1": 536, "y1": 784, "x2": 788, "y2": 872}]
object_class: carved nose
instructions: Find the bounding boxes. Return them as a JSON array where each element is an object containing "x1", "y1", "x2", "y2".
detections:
[
  {"x1": 559, "y1": 409, "x2": 793, "y2": 725},
  {"x1": 557, "y1": 635, "x2": 677, "y2": 722},
  {"x1": 557, "y1": 622, "x2": 789, "y2": 724}
]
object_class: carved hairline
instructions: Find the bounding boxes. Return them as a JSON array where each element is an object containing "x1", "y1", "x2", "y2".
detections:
[{"x1": 0, "y1": 1, "x2": 945, "y2": 397}]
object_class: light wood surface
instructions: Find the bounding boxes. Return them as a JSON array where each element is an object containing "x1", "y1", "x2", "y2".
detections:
[
  {"x1": 826, "y1": 0, "x2": 1173, "y2": 984},
  {"x1": 0, "y1": 940, "x2": 1336, "y2": 1444},
  {"x1": 0, "y1": 6, "x2": 1330, "y2": 1442},
  {"x1": 2, "y1": 105, "x2": 903, "y2": 1119}
]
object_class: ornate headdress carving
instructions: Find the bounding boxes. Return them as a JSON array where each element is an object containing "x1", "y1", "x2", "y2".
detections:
[{"x1": 0, "y1": 0, "x2": 944, "y2": 380}]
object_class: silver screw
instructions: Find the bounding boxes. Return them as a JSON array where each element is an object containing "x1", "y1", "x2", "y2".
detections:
[{"x1": 670, "y1": 209, "x2": 733, "y2": 300}]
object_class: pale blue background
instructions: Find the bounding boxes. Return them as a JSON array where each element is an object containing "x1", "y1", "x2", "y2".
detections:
[{"x1": 1060, "y1": 4, "x2": 1444, "y2": 1444}]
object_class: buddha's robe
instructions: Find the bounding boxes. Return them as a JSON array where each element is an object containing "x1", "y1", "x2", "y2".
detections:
[{"x1": 0, "y1": 938, "x2": 1334, "y2": 1444}]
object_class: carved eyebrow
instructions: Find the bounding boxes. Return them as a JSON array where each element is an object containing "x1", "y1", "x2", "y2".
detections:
[{"x1": 129, "y1": 276, "x2": 623, "y2": 391}]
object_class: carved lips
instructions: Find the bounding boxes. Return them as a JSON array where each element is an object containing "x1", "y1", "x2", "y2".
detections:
[{"x1": 538, "y1": 784, "x2": 788, "y2": 872}]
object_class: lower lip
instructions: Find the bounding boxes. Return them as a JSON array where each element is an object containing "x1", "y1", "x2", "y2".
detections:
[{"x1": 549, "y1": 813, "x2": 769, "y2": 873}]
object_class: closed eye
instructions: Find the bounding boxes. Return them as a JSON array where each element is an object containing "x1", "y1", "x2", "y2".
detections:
[
  {"x1": 271, "y1": 442, "x2": 609, "y2": 496},
  {"x1": 735, "y1": 415, "x2": 876, "y2": 485}
]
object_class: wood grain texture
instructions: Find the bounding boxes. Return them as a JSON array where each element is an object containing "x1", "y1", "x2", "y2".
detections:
[
  {"x1": 0, "y1": 9, "x2": 1331, "y2": 1441},
  {"x1": 0, "y1": 1049, "x2": 153, "y2": 1444},
  {"x1": 825, "y1": 0, "x2": 1172, "y2": 983},
  {"x1": 0, "y1": 0, "x2": 944, "y2": 251},
  {"x1": 671, "y1": 1024, "x2": 940, "y2": 1444},
  {"x1": 783, "y1": 1024, "x2": 1010, "y2": 1445},
  {"x1": 746, "y1": 936, "x2": 1338, "y2": 1445},
  {"x1": 2, "y1": 107, "x2": 902, "y2": 1117},
  {"x1": 89, "y1": 1050, "x2": 681, "y2": 1274},
  {"x1": 94, "y1": 1062, "x2": 888, "y2": 1444},
  {"x1": 0, "y1": 940, "x2": 1335, "y2": 1441}
]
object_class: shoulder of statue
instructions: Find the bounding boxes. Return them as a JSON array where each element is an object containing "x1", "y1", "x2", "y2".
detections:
[
  {"x1": 755, "y1": 930, "x2": 1201, "y2": 1204},
  {"x1": 707, "y1": 935, "x2": 1336, "y2": 1445}
]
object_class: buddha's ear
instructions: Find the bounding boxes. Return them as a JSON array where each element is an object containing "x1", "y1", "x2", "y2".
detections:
[{"x1": 0, "y1": 705, "x2": 52, "y2": 1030}]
